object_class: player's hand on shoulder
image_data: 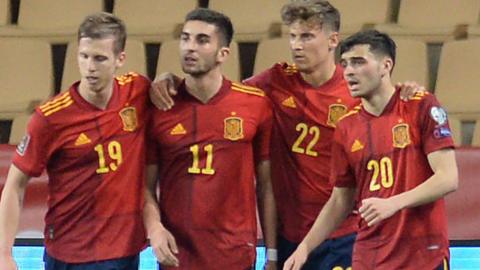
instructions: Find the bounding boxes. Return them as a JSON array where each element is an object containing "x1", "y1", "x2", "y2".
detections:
[
  {"x1": 396, "y1": 81, "x2": 426, "y2": 101},
  {"x1": 150, "y1": 72, "x2": 181, "y2": 111},
  {"x1": 0, "y1": 254, "x2": 18, "y2": 270},
  {"x1": 150, "y1": 225, "x2": 180, "y2": 267},
  {"x1": 282, "y1": 243, "x2": 308, "y2": 270},
  {"x1": 359, "y1": 197, "x2": 401, "y2": 227}
]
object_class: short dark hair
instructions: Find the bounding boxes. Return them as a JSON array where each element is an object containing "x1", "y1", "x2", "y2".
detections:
[
  {"x1": 340, "y1": 30, "x2": 397, "y2": 68},
  {"x1": 185, "y1": 8, "x2": 234, "y2": 47},
  {"x1": 281, "y1": 0, "x2": 340, "y2": 32},
  {"x1": 78, "y1": 12, "x2": 126, "y2": 55}
]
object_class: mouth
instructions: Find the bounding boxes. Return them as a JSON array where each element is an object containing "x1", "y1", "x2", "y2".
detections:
[
  {"x1": 183, "y1": 56, "x2": 198, "y2": 65},
  {"x1": 347, "y1": 79, "x2": 360, "y2": 90},
  {"x1": 85, "y1": 76, "x2": 99, "y2": 84}
]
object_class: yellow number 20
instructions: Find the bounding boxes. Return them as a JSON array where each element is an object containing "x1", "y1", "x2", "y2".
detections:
[
  {"x1": 94, "y1": 141, "x2": 123, "y2": 174},
  {"x1": 368, "y1": 157, "x2": 394, "y2": 191}
]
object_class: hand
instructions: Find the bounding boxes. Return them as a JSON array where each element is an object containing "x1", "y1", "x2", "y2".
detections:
[
  {"x1": 359, "y1": 197, "x2": 400, "y2": 226},
  {"x1": 264, "y1": 260, "x2": 277, "y2": 270},
  {"x1": 150, "y1": 225, "x2": 179, "y2": 267},
  {"x1": 150, "y1": 72, "x2": 181, "y2": 110},
  {"x1": 396, "y1": 81, "x2": 426, "y2": 101},
  {"x1": 0, "y1": 254, "x2": 18, "y2": 270},
  {"x1": 282, "y1": 243, "x2": 308, "y2": 270}
]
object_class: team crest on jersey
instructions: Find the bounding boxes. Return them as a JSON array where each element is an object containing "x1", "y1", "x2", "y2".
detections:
[
  {"x1": 119, "y1": 106, "x2": 137, "y2": 132},
  {"x1": 327, "y1": 104, "x2": 348, "y2": 127},
  {"x1": 392, "y1": 123, "x2": 411, "y2": 148},
  {"x1": 224, "y1": 116, "x2": 244, "y2": 141},
  {"x1": 16, "y1": 134, "x2": 31, "y2": 156}
]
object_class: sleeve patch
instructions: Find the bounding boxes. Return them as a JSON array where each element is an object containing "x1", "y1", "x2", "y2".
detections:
[
  {"x1": 430, "y1": 106, "x2": 448, "y2": 126},
  {"x1": 16, "y1": 134, "x2": 31, "y2": 156}
]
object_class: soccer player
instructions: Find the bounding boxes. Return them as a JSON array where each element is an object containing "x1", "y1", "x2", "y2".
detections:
[
  {"x1": 143, "y1": 8, "x2": 277, "y2": 270},
  {"x1": 149, "y1": 1, "x2": 422, "y2": 269},
  {"x1": 0, "y1": 12, "x2": 149, "y2": 269},
  {"x1": 284, "y1": 30, "x2": 458, "y2": 270}
]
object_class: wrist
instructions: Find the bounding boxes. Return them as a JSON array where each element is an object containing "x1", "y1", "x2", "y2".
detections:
[{"x1": 266, "y1": 248, "x2": 278, "y2": 261}]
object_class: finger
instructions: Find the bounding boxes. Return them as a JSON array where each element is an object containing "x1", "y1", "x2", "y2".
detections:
[
  {"x1": 168, "y1": 234, "x2": 179, "y2": 254},
  {"x1": 150, "y1": 85, "x2": 171, "y2": 110},
  {"x1": 159, "y1": 244, "x2": 178, "y2": 265},
  {"x1": 156, "y1": 82, "x2": 175, "y2": 109},
  {"x1": 368, "y1": 215, "x2": 382, "y2": 227},
  {"x1": 359, "y1": 199, "x2": 372, "y2": 213},
  {"x1": 167, "y1": 77, "x2": 179, "y2": 96},
  {"x1": 361, "y1": 209, "x2": 377, "y2": 224}
]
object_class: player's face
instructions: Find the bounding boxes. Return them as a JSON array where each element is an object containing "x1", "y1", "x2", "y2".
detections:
[
  {"x1": 77, "y1": 37, "x2": 125, "y2": 93},
  {"x1": 288, "y1": 20, "x2": 338, "y2": 73},
  {"x1": 340, "y1": 44, "x2": 386, "y2": 98},
  {"x1": 180, "y1": 20, "x2": 229, "y2": 77}
]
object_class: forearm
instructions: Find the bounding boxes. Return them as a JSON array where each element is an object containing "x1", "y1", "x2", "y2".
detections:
[
  {"x1": 256, "y1": 160, "x2": 277, "y2": 249},
  {"x1": 391, "y1": 168, "x2": 457, "y2": 210},
  {"x1": 143, "y1": 189, "x2": 165, "y2": 235},
  {"x1": 391, "y1": 149, "x2": 458, "y2": 210},
  {"x1": 0, "y1": 165, "x2": 29, "y2": 255},
  {"x1": 301, "y1": 187, "x2": 355, "y2": 253}
]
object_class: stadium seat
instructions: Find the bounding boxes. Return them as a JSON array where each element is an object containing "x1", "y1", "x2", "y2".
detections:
[
  {"x1": 8, "y1": 113, "x2": 32, "y2": 145},
  {"x1": 0, "y1": 38, "x2": 53, "y2": 119},
  {"x1": 375, "y1": 0, "x2": 480, "y2": 42},
  {"x1": 61, "y1": 39, "x2": 148, "y2": 91},
  {"x1": 435, "y1": 39, "x2": 480, "y2": 145},
  {"x1": 0, "y1": 0, "x2": 10, "y2": 26},
  {"x1": 156, "y1": 40, "x2": 241, "y2": 82},
  {"x1": 113, "y1": 0, "x2": 197, "y2": 42},
  {"x1": 209, "y1": 0, "x2": 288, "y2": 42},
  {"x1": 329, "y1": 0, "x2": 393, "y2": 37},
  {"x1": 253, "y1": 37, "x2": 290, "y2": 75},
  {"x1": 391, "y1": 38, "x2": 429, "y2": 87},
  {"x1": 0, "y1": 0, "x2": 103, "y2": 42},
  {"x1": 472, "y1": 121, "x2": 480, "y2": 147}
]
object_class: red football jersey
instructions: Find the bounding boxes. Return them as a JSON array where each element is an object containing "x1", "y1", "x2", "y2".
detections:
[
  {"x1": 147, "y1": 78, "x2": 272, "y2": 270},
  {"x1": 13, "y1": 73, "x2": 149, "y2": 263},
  {"x1": 332, "y1": 90, "x2": 454, "y2": 270},
  {"x1": 245, "y1": 63, "x2": 359, "y2": 242}
]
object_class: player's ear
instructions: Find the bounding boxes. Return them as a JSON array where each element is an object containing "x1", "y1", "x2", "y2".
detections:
[
  {"x1": 217, "y1": 47, "x2": 230, "y2": 64},
  {"x1": 328, "y1": 31, "x2": 340, "y2": 51},
  {"x1": 116, "y1": 51, "x2": 126, "y2": 69}
]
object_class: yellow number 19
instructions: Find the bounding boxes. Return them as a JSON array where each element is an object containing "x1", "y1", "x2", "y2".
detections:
[{"x1": 94, "y1": 141, "x2": 123, "y2": 174}]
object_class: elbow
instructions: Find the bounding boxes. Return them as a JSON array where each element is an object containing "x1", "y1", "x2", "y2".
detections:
[{"x1": 449, "y1": 171, "x2": 459, "y2": 192}]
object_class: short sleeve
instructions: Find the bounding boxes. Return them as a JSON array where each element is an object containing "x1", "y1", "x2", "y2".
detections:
[
  {"x1": 12, "y1": 112, "x2": 54, "y2": 177},
  {"x1": 330, "y1": 125, "x2": 356, "y2": 187},
  {"x1": 253, "y1": 99, "x2": 273, "y2": 164},
  {"x1": 419, "y1": 95, "x2": 455, "y2": 154}
]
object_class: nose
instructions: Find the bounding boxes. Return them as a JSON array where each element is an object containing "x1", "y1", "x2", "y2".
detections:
[
  {"x1": 290, "y1": 37, "x2": 303, "y2": 51},
  {"x1": 86, "y1": 58, "x2": 96, "y2": 72}
]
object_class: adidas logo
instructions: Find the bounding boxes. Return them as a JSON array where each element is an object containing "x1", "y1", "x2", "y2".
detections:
[
  {"x1": 170, "y1": 123, "x2": 186, "y2": 135},
  {"x1": 282, "y1": 96, "x2": 296, "y2": 108},
  {"x1": 74, "y1": 133, "x2": 91, "y2": 146},
  {"x1": 351, "y1": 139, "x2": 364, "y2": 152}
]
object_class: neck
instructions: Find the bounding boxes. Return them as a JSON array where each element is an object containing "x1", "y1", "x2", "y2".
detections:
[
  {"x1": 78, "y1": 79, "x2": 114, "y2": 110},
  {"x1": 362, "y1": 81, "x2": 396, "y2": 116},
  {"x1": 300, "y1": 57, "x2": 336, "y2": 88},
  {"x1": 185, "y1": 68, "x2": 223, "y2": 103}
]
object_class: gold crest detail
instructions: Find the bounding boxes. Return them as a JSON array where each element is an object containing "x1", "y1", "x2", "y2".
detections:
[
  {"x1": 327, "y1": 104, "x2": 348, "y2": 127},
  {"x1": 119, "y1": 107, "x2": 138, "y2": 132},
  {"x1": 392, "y1": 123, "x2": 411, "y2": 148},
  {"x1": 224, "y1": 116, "x2": 244, "y2": 141}
]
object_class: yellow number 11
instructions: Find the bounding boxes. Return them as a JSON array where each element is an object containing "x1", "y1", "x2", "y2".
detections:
[{"x1": 188, "y1": 144, "x2": 215, "y2": 175}]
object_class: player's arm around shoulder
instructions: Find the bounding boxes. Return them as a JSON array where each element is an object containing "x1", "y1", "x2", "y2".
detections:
[{"x1": 0, "y1": 165, "x2": 32, "y2": 269}]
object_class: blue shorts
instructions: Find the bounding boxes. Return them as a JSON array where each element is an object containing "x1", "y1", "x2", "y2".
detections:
[
  {"x1": 277, "y1": 233, "x2": 356, "y2": 270},
  {"x1": 44, "y1": 251, "x2": 139, "y2": 270}
]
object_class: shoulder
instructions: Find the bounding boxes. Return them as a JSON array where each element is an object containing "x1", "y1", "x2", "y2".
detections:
[
  {"x1": 36, "y1": 91, "x2": 74, "y2": 118},
  {"x1": 116, "y1": 72, "x2": 150, "y2": 92},
  {"x1": 231, "y1": 81, "x2": 266, "y2": 98}
]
